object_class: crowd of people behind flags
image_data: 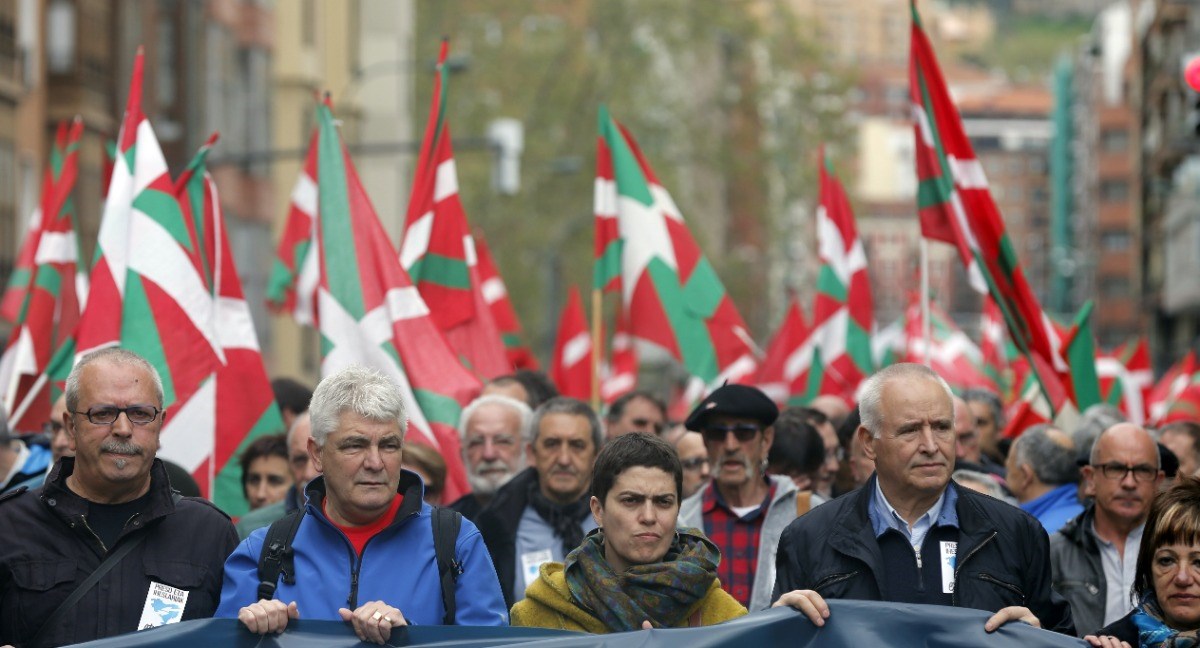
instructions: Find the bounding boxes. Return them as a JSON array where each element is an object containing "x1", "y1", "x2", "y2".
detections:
[{"x1": 5, "y1": 348, "x2": 1200, "y2": 646}]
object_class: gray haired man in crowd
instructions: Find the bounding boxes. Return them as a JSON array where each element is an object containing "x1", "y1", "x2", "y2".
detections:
[{"x1": 1005, "y1": 424, "x2": 1082, "y2": 535}]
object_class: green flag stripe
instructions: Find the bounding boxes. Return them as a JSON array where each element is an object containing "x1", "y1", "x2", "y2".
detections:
[
  {"x1": 646, "y1": 258, "x2": 718, "y2": 382},
  {"x1": 599, "y1": 108, "x2": 654, "y2": 207},
  {"x1": 413, "y1": 388, "x2": 463, "y2": 428},
  {"x1": 816, "y1": 266, "x2": 848, "y2": 303},
  {"x1": 120, "y1": 276, "x2": 178, "y2": 406},
  {"x1": 593, "y1": 240, "x2": 623, "y2": 290},
  {"x1": 211, "y1": 403, "x2": 288, "y2": 517},
  {"x1": 133, "y1": 189, "x2": 194, "y2": 251},
  {"x1": 408, "y1": 253, "x2": 471, "y2": 291},
  {"x1": 681, "y1": 258, "x2": 726, "y2": 320},
  {"x1": 316, "y1": 105, "x2": 366, "y2": 319}
]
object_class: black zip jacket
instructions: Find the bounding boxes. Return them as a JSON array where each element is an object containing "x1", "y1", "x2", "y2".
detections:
[
  {"x1": 771, "y1": 476, "x2": 1075, "y2": 636},
  {"x1": 0, "y1": 458, "x2": 238, "y2": 647},
  {"x1": 473, "y1": 467, "x2": 539, "y2": 607}
]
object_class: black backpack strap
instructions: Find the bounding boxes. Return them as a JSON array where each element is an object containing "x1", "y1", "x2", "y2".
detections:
[
  {"x1": 256, "y1": 509, "x2": 305, "y2": 602},
  {"x1": 432, "y1": 506, "x2": 463, "y2": 625},
  {"x1": 29, "y1": 531, "x2": 148, "y2": 648}
]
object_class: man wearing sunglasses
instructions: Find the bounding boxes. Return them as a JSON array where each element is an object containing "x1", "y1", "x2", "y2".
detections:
[
  {"x1": 677, "y1": 382, "x2": 798, "y2": 611},
  {"x1": 1050, "y1": 422, "x2": 1162, "y2": 637},
  {"x1": 0, "y1": 347, "x2": 238, "y2": 647}
]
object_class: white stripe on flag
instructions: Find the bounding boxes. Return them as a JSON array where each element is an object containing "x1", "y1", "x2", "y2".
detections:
[
  {"x1": 562, "y1": 332, "x2": 591, "y2": 368},
  {"x1": 290, "y1": 172, "x2": 317, "y2": 217},
  {"x1": 594, "y1": 178, "x2": 618, "y2": 217},
  {"x1": 158, "y1": 375, "x2": 216, "y2": 473},
  {"x1": 481, "y1": 277, "x2": 506, "y2": 305},
  {"x1": 217, "y1": 296, "x2": 259, "y2": 352},
  {"x1": 33, "y1": 231, "x2": 79, "y2": 265},
  {"x1": 385, "y1": 286, "x2": 431, "y2": 321},
  {"x1": 434, "y1": 158, "x2": 459, "y2": 203},
  {"x1": 398, "y1": 211, "x2": 433, "y2": 271}
]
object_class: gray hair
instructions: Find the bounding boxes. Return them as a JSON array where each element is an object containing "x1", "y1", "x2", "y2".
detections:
[
  {"x1": 528, "y1": 397, "x2": 603, "y2": 450},
  {"x1": 858, "y1": 363, "x2": 953, "y2": 438},
  {"x1": 65, "y1": 347, "x2": 164, "y2": 412},
  {"x1": 1012, "y1": 425, "x2": 1079, "y2": 486},
  {"x1": 309, "y1": 367, "x2": 408, "y2": 447},
  {"x1": 1088, "y1": 422, "x2": 1159, "y2": 469},
  {"x1": 952, "y1": 469, "x2": 1018, "y2": 505},
  {"x1": 286, "y1": 411, "x2": 311, "y2": 448},
  {"x1": 961, "y1": 388, "x2": 1005, "y2": 429},
  {"x1": 458, "y1": 394, "x2": 532, "y2": 441}
]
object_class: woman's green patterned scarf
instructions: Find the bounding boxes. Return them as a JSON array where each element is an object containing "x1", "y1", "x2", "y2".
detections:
[{"x1": 564, "y1": 526, "x2": 719, "y2": 632}]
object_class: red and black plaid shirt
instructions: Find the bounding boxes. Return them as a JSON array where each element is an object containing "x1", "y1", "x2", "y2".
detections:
[{"x1": 700, "y1": 480, "x2": 777, "y2": 607}]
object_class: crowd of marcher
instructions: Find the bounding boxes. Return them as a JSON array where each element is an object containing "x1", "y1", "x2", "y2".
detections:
[{"x1": 2, "y1": 349, "x2": 1200, "y2": 647}]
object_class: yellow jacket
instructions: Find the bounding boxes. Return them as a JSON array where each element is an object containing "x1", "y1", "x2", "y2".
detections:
[{"x1": 510, "y1": 562, "x2": 748, "y2": 633}]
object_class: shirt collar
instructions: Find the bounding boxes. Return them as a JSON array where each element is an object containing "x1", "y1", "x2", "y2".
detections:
[{"x1": 868, "y1": 477, "x2": 959, "y2": 538}]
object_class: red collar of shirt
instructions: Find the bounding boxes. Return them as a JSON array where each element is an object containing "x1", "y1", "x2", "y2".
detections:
[{"x1": 322, "y1": 493, "x2": 404, "y2": 555}]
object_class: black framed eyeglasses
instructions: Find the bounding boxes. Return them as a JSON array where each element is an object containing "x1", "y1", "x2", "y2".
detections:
[
  {"x1": 73, "y1": 405, "x2": 162, "y2": 426},
  {"x1": 702, "y1": 423, "x2": 761, "y2": 444},
  {"x1": 1093, "y1": 463, "x2": 1157, "y2": 482}
]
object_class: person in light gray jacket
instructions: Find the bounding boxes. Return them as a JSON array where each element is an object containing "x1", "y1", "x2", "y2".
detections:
[{"x1": 676, "y1": 383, "x2": 805, "y2": 612}]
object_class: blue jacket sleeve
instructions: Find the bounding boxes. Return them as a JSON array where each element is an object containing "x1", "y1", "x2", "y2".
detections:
[
  {"x1": 453, "y1": 517, "x2": 510, "y2": 626},
  {"x1": 214, "y1": 532, "x2": 266, "y2": 617}
]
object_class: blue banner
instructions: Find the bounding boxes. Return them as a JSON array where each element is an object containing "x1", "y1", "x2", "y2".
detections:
[{"x1": 69, "y1": 601, "x2": 1089, "y2": 647}]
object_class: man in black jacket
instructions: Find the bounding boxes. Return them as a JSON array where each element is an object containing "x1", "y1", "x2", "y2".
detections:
[
  {"x1": 0, "y1": 348, "x2": 238, "y2": 647},
  {"x1": 772, "y1": 363, "x2": 1074, "y2": 636},
  {"x1": 474, "y1": 397, "x2": 601, "y2": 607}
]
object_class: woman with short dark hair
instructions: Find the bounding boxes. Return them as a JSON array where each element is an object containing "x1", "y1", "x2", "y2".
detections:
[
  {"x1": 511, "y1": 433, "x2": 746, "y2": 632},
  {"x1": 1086, "y1": 477, "x2": 1200, "y2": 647},
  {"x1": 239, "y1": 434, "x2": 292, "y2": 511}
]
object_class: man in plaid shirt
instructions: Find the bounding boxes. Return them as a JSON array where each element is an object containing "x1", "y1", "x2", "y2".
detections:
[{"x1": 677, "y1": 384, "x2": 804, "y2": 611}]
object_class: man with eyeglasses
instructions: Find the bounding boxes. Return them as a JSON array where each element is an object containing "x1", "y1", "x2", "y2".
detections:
[
  {"x1": 603, "y1": 390, "x2": 668, "y2": 439},
  {"x1": 674, "y1": 431, "x2": 711, "y2": 498},
  {"x1": 1051, "y1": 422, "x2": 1163, "y2": 637},
  {"x1": 0, "y1": 347, "x2": 238, "y2": 647},
  {"x1": 677, "y1": 383, "x2": 800, "y2": 611},
  {"x1": 447, "y1": 394, "x2": 532, "y2": 522}
]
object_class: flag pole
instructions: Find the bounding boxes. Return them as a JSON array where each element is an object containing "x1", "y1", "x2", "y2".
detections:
[
  {"x1": 920, "y1": 238, "x2": 932, "y2": 367},
  {"x1": 591, "y1": 288, "x2": 602, "y2": 412}
]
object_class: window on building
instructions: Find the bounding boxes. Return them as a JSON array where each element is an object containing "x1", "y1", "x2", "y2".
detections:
[
  {"x1": 1100, "y1": 180, "x2": 1130, "y2": 202},
  {"x1": 1101, "y1": 129, "x2": 1129, "y2": 152},
  {"x1": 1101, "y1": 230, "x2": 1132, "y2": 251},
  {"x1": 1100, "y1": 277, "x2": 1131, "y2": 297}
]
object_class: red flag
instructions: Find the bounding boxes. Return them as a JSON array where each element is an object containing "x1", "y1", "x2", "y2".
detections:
[
  {"x1": 753, "y1": 296, "x2": 813, "y2": 406},
  {"x1": 551, "y1": 287, "x2": 592, "y2": 401},
  {"x1": 601, "y1": 304, "x2": 637, "y2": 404},
  {"x1": 475, "y1": 235, "x2": 538, "y2": 370}
]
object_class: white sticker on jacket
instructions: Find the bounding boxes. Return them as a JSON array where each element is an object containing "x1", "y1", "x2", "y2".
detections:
[
  {"x1": 521, "y1": 548, "x2": 554, "y2": 588},
  {"x1": 940, "y1": 541, "x2": 957, "y2": 594},
  {"x1": 137, "y1": 581, "x2": 189, "y2": 630}
]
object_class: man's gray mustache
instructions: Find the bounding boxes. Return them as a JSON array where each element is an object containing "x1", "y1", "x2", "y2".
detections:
[{"x1": 100, "y1": 440, "x2": 143, "y2": 455}]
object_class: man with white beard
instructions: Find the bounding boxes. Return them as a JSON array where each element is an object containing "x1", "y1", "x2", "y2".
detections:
[{"x1": 448, "y1": 395, "x2": 532, "y2": 522}]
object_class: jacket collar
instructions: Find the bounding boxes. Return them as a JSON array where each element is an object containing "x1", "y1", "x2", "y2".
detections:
[
  {"x1": 304, "y1": 468, "x2": 426, "y2": 528},
  {"x1": 1058, "y1": 504, "x2": 1101, "y2": 551},
  {"x1": 41, "y1": 456, "x2": 178, "y2": 524}
]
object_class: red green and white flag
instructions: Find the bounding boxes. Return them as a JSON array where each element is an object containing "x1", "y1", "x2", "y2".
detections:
[
  {"x1": 550, "y1": 286, "x2": 592, "y2": 401},
  {"x1": 475, "y1": 234, "x2": 538, "y2": 370},
  {"x1": 272, "y1": 98, "x2": 481, "y2": 502},
  {"x1": 1097, "y1": 338, "x2": 1153, "y2": 426},
  {"x1": 50, "y1": 50, "x2": 227, "y2": 494},
  {"x1": 910, "y1": 1, "x2": 1075, "y2": 414},
  {"x1": 1001, "y1": 303, "x2": 1099, "y2": 438},
  {"x1": 399, "y1": 41, "x2": 510, "y2": 379},
  {"x1": 753, "y1": 296, "x2": 813, "y2": 406},
  {"x1": 173, "y1": 133, "x2": 286, "y2": 514},
  {"x1": 266, "y1": 127, "x2": 320, "y2": 325},
  {"x1": 979, "y1": 295, "x2": 1014, "y2": 401},
  {"x1": 902, "y1": 294, "x2": 995, "y2": 393},
  {"x1": 593, "y1": 106, "x2": 757, "y2": 390},
  {"x1": 601, "y1": 304, "x2": 637, "y2": 404},
  {"x1": 1149, "y1": 353, "x2": 1199, "y2": 425},
  {"x1": 1, "y1": 119, "x2": 86, "y2": 432},
  {"x1": 801, "y1": 150, "x2": 873, "y2": 406}
]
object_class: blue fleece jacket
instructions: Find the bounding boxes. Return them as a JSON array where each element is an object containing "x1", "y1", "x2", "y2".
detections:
[
  {"x1": 215, "y1": 471, "x2": 508, "y2": 626},
  {"x1": 1020, "y1": 482, "x2": 1084, "y2": 535}
]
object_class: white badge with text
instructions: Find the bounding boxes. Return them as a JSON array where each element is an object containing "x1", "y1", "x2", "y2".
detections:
[
  {"x1": 940, "y1": 541, "x2": 957, "y2": 594},
  {"x1": 521, "y1": 548, "x2": 554, "y2": 588},
  {"x1": 137, "y1": 581, "x2": 189, "y2": 630}
]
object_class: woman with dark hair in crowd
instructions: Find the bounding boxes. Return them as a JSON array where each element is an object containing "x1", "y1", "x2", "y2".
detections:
[
  {"x1": 511, "y1": 433, "x2": 746, "y2": 632},
  {"x1": 1087, "y1": 477, "x2": 1200, "y2": 648}
]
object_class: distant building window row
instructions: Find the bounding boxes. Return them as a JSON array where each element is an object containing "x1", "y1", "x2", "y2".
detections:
[{"x1": 1101, "y1": 230, "x2": 1132, "y2": 251}]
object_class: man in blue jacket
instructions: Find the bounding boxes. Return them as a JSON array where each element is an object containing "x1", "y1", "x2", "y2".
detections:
[{"x1": 217, "y1": 367, "x2": 508, "y2": 644}]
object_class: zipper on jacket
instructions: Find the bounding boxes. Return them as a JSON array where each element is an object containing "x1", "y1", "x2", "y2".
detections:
[
  {"x1": 345, "y1": 508, "x2": 421, "y2": 610},
  {"x1": 977, "y1": 572, "x2": 1024, "y2": 600},
  {"x1": 76, "y1": 515, "x2": 108, "y2": 553},
  {"x1": 951, "y1": 531, "x2": 997, "y2": 606},
  {"x1": 814, "y1": 571, "x2": 859, "y2": 592},
  {"x1": 913, "y1": 544, "x2": 925, "y2": 591}
]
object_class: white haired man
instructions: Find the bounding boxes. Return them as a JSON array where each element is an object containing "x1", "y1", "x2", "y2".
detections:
[
  {"x1": 447, "y1": 394, "x2": 532, "y2": 522},
  {"x1": 217, "y1": 367, "x2": 507, "y2": 643},
  {"x1": 772, "y1": 363, "x2": 1075, "y2": 636}
]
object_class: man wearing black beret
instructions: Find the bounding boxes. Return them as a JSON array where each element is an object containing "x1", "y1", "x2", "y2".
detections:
[{"x1": 678, "y1": 382, "x2": 804, "y2": 611}]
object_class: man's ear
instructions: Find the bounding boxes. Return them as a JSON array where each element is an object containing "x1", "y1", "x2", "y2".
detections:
[
  {"x1": 308, "y1": 437, "x2": 324, "y2": 474},
  {"x1": 858, "y1": 426, "x2": 877, "y2": 462}
]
